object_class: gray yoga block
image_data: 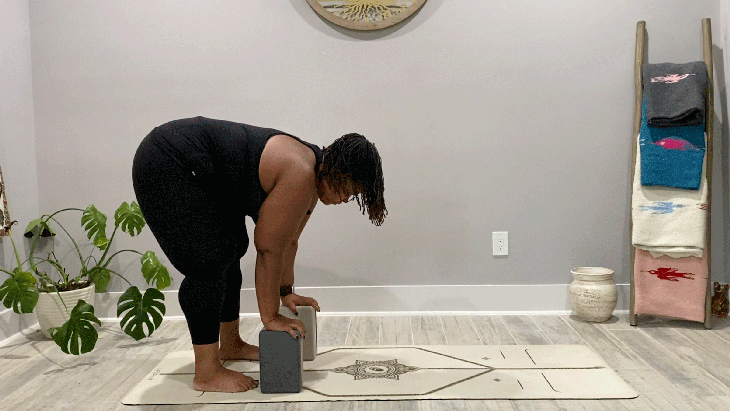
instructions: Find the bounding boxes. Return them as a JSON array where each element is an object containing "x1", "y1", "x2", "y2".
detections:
[
  {"x1": 259, "y1": 329, "x2": 304, "y2": 393},
  {"x1": 278, "y1": 305, "x2": 317, "y2": 361}
]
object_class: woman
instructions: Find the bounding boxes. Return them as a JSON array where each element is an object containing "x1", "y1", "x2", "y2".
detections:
[{"x1": 132, "y1": 116, "x2": 386, "y2": 393}]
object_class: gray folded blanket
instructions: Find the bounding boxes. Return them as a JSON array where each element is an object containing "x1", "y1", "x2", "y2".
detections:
[{"x1": 642, "y1": 61, "x2": 707, "y2": 127}]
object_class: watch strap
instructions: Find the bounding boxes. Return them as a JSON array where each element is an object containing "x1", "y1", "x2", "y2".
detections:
[{"x1": 280, "y1": 285, "x2": 294, "y2": 297}]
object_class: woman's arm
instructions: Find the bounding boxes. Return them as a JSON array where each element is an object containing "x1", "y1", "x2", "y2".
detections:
[
  {"x1": 280, "y1": 203, "x2": 314, "y2": 288},
  {"x1": 254, "y1": 166, "x2": 314, "y2": 325},
  {"x1": 281, "y1": 242, "x2": 298, "y2": 289}
]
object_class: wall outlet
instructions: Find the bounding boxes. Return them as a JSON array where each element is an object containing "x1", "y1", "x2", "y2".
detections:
[{"x1": 492, "y1": 232, "x2": 508, "y2": 256}]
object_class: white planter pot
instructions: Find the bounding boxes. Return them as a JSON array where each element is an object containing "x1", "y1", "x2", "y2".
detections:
[
  {"x1": 569, "y1": 267, "x2": 618, "y2": 322},
  {"x1": 35, "y1": 284, "x2": 96, "y2": 338}
]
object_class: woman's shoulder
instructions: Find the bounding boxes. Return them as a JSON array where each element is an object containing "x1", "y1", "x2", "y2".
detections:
[
  {"x1": 259, "y1": 134, "x2": 316, "y2": 194},
  {"x1": 267, "y1": 134, "x2": 317, "y2": 170}
]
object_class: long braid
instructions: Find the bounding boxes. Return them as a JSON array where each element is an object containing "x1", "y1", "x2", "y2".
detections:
[{"x1": 318, "y1": 133, "x2": 388, "y2": 226}]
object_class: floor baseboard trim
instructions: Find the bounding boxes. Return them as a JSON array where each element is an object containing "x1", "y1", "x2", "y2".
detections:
[{"x1": 0, "y1": 283, "x2": 631, "y2": 346}]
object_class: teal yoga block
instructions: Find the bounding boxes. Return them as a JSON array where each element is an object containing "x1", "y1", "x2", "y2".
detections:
[{"x1": 259, "y1": 329, "x2": 304, "y2": 393}]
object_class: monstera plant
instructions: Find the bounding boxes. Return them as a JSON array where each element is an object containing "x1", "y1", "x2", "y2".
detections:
[{"x1": 0, "y1": 201, "x2": 171, "y2": 355}]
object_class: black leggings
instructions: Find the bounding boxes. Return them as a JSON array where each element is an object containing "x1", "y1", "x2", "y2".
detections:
[{"x1": 131, "y1": 132, "x2": 248, "y2": 345}]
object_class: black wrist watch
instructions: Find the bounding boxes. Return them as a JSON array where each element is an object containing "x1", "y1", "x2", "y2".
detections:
[{"x1": 280, "y1": 285, "x2": 294, "y2": 297}]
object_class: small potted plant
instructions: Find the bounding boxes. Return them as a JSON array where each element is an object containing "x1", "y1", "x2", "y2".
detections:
[{"x1": 0, "y1": 201, "x2": 171, "y2": 355}]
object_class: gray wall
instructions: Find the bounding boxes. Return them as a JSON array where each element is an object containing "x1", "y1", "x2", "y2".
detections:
[
  {"x1": 1, "y1": 0, "x2": 38, "y2": 243},
  {"x1": 1, "y1": 0, "x2": 40, "y2": 338},
  {"x1": 3, "y1": 1, "x2": 728, "y2": 305}
]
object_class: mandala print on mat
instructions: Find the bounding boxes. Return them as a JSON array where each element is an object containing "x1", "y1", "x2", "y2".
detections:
[{"x1": 333, "y1": 359, "x2": 420, "y2": 380}]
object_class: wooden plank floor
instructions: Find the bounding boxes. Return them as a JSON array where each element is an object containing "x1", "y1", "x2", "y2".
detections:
[{"x1": 1, "y1": 313, "x2": 730, "y2": 411}]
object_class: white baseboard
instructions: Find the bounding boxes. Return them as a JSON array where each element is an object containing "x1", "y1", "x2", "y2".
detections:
[{"x1": 0, "y1": 284, "x2": 630, "y2": 346}]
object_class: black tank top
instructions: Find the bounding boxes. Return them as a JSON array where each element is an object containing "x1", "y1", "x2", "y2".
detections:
[{"x1": 148, "y1": 116, "x2": 323, "y2": 223}]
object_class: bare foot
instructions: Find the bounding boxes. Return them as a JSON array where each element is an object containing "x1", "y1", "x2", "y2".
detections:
[
  {"x1": 219, "y1": 338, "x2": 260, "y2": 361},
  {"x1": 193, "y1": 363, "x2": 258, "y2": 393}
]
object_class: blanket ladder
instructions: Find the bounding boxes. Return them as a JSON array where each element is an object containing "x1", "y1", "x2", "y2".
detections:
[{"x1": 629, "y1": 18, "x2": 715, "y2": 329}]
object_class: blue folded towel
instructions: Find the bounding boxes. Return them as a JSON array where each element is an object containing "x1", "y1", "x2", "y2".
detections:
[{"x1": 639, "y1": 95, "x2": 705, "y2": 190}]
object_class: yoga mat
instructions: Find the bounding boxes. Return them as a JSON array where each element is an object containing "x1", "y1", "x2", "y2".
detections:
[{"x1": 122, "y1": 345, "x2": 638, "y2": 404}]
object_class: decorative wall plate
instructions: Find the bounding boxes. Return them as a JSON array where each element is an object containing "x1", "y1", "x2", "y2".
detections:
[{"x1": 306, "y1": 0, "x2": 427, "y2": 31}]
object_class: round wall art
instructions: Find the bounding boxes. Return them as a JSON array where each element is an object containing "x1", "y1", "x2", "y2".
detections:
[{"x1": 306, "y1": 0, "x2": 428, "y2": 31}]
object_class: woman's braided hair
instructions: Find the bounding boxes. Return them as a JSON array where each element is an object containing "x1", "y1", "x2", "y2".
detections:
[{"x1": 317, "y1": 133, "x2": 387, "y2": 226}]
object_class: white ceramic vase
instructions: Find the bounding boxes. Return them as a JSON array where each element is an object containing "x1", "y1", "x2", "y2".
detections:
[
  {"x1": 569, "y1": 267, "x2": 617, "y2": 322},
  {"x1": 35, "y1": 284, "x2": 96, "y2": 338}
]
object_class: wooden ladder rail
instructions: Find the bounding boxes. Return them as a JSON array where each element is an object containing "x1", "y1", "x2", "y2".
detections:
[
  {"x1": 629, "y1": 19, "x2": 714, "y2": 329},
  {"x1": 702, "y1": 17, "x2": 714, "y2": 330}
]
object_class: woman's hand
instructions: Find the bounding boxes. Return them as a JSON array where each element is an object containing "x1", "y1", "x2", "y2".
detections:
[
  {"x1": 263, "y1": 314, "x2": 307, "y2": 340},
  {"x1": 281, "y1": 293, "x2": 320, "y2": 316}
]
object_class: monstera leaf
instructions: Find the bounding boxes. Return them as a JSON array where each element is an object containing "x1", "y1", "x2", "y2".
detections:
[
  {"x1": 141, "y1": 251, "x2": 171, "y2": 290},
  {"x1": 117, "y1": 286, "x2": 165, "y2": 341},
  {"x1": 115, "y1": 201, "x2": 145, "y2": 237},
  {"x1": 81, "y1": 205, "x2": 109, "y2": 250},
  {"x1": 23, "y1": 217, "x2": 55, "y2": 238},
  {"x1": 48, "y1": 299, "x2": 102, "y2": 355},
  {"x1": 0, "y1": 268, "x2": 39, "y2": 314}
]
